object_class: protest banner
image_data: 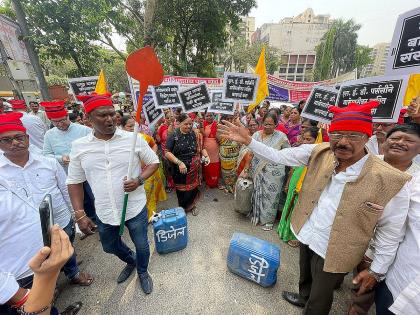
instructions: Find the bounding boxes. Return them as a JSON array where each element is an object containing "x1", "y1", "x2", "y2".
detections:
[
  {"x1": 207, "y1": 91, "x2": 235, "y2": 115},
  {"x1": 222, "y1": 72, "x2": 260, "y2": 103},
  {"x1": 336, "y1": 75, "x2": 409, "y2": 122},
  {"x1": 151, "y1": 83, "x2": 182, "y2": 108},
  {"x1": 142, "y1": 99, "x2": 164, "y2": 126},
  {"x1": 178, "y1": 83, "x2": 211, "y2": 113},
  {"x1": 267, "y1": 83, "x2": 289, "y2": 101},
  {"x1": 289, "y1": 90, "x2": 312, "y2": 103},
  {"x1": 68, "y1": 76, "x2": 98, "y2": 96},
  {"x1": 386, "y1": 8, "x2": 420, "y2": 75},
  {"x1": 127, "y1": 75, "x2": 153, "y2": 109},
  {"x1": 301, "y1": 87, "x2": 338, "y2": 124}
]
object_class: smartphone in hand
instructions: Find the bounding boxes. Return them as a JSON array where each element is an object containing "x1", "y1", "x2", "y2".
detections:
[{"x1": 39, "y1": 194, "x2": 54, "y2": 247}]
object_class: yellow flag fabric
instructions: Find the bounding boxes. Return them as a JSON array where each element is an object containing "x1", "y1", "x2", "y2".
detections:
[
  {"x1": 95, "y1": 69, "x2": 108, "y2": 94},
  {"x1": 295, "y1": 128, "x2": 324, "y2": 193},
  {"x1": 247, "y1": 46, "x2": 269, "y2": 113},
  {"x1": 403, "y1": 74, "x2": 420, "y2": 106}
]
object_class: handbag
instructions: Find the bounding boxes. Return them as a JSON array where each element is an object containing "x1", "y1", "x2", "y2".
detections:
[{"x1": 234, "y1": 177, "x2": 254, "y2": 215}]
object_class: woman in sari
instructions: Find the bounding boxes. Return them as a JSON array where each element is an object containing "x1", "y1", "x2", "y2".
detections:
[
  {"x1": 284, "y1": 107, "x2": 302, "y2": 146},
  {"x1": 278, "y1": 127, "x2": 320, "y2": 246},
  {"x1": 201, "y1": 112, "x2": 220, "y2": 188},
  {"x1": 156, "y1": 111, "x2": 175, "y2": 192},
  {"x1": 247, "y1": 113, "x2": 289, "y2": 230},
  {"x1": 217, "y1": 115, "x2": 241, "y2": 193},
  {"x1": 122, "y1": 117, "x2": 167, "y2": 219},
  {"x1": 166, "y1": 114, "x2": 210, "y2": 215},
  {"x1": 236, "y1": 117, "x2": 259, "y2": 177}
]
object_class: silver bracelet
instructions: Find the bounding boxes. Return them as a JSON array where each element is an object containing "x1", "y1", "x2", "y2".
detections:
[{"x1": 18, "y1": 305, "x2": 50, "y2": 315}]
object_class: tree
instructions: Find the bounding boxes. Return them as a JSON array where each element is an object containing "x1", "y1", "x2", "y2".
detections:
[
  {"x1": 314, "y1": 19, "x2": 367, "y2": 80},
  {"x1": 355, "y1": 45, "x2": 373, "y2": 78}
]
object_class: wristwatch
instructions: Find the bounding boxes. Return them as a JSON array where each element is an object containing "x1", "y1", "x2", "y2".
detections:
[
  {"x1": 368, "y1": 268, "x2": 386, "y2": 282},
  {"x1": 137, "y1": 176, "x2": 145, "y2": 186}
]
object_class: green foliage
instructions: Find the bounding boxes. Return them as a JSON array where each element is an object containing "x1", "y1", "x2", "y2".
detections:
[
  {"x1": 314, "y1": 19, "x2": 370, "y2": 81},
  {"x1": 0, "y1": 0, "x2": 15, "y2": 19},
  {"x1": 355, "y1": 45, "x2": 373, "y2": 78}
]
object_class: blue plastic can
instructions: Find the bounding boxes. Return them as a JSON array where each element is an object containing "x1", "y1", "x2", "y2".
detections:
[
  {"x1": 152, "y1": 207, "x2": 188, "y2": 254},
  {"x1": 227, "y1": 232, "x2": 280, "y2": 287}
]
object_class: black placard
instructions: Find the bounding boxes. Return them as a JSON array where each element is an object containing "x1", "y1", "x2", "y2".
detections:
[
  {"x1": 336, "y1": 76, "x2": 407, "y2": 122},
  {"x1": 143, "y1": 99, "x2": 163, "y2": 126},
  {"x1": 208, "y1": 91, "x2": 234, "y2": 114},
  {"x1": 388, "y1": 9, "x2": 420, "y2": 74},
  {"x1": 152, "y1": 84, "x2": 181, "y2": 108},
  {"x1": 222, "y1": 72, "x2": 259, "y2": 103},
  {"x1": 68, "y1": 76, "x2": 98, "y2": 96},
  {"x1": 301, "y1": 87, "x2": 337, "y2": 123},
  {"x1": 178, "y1": 83, "x2": 211, "y2": 113}
]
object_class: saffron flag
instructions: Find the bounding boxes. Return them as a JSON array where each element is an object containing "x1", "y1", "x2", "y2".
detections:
[
  {"x1": 248, "y1": 47, "x2": 269, "y2": 113},
  {"x1": 403, "y1": 74, "x2": 420, "y2": 106},
  {"x1": 95, "y1": 69, "x2": 108, "y2": 95}
]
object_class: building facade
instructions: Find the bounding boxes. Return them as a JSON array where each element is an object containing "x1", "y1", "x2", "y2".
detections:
[
  {"x1": 255, "y1": 8, "x2": 332, "y2": 81},
  {"x1": 361, "y1": 43, "x2": 390, "y2": 78},
  {"x1": 239, "y1": 16, "x2": 256, "y2": 44}
]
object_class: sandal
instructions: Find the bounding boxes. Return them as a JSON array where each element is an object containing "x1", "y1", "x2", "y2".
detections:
[
  {"x1": 60, "y1": 301, "x2": 83, "y2": 315},
  {"x1": 191, "y1": 207, "x2": 199, "y2": 216},
  {"x1": 287, "y1": 240, "x2": 300, "y2": 248},
  {"x1": 70, "y1": 272, "x2": 94, "y2": 286},
  {"x1": 262, "y1": 224, "x2": 273, "y2": 231}
]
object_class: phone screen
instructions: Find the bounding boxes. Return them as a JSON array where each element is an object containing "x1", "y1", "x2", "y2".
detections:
[{"x1": 39, "y1": 194, "x2": 54, "y2": 247}]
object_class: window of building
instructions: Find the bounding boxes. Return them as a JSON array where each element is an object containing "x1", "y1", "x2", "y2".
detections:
[
  {"x1": 288, "y1": 66, "x2": 296, "y2": 73},
  {"x1": 279, "y1": 67, "x2": 287, "y2": 73},
  {"x1": 296, "y1": 67, "x2": 304, "y2": 73},
  {"x1": 281, "y1": 55, "x2": 289, "y2": 64},
  {"x1": 295, "y1": 76, "x2": 303, "y2": 82},
  {"x1": 306, "y1": 55, "x2": 315, "y2": 64},
  {"x1": 289, "y1": 55, "x2": 298, "y2": 64},
  {"x1": 287, "y1": 76, "x2": 295, "y2": 81}
]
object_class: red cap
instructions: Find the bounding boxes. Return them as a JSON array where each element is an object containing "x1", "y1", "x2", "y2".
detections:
[
  {"x1": 40, "y1": 101, "x2": 68, "y2": 119},
  {"x1": 76, "y1": 94, "x2": 113, "y2": 114},
  {"x1": 0, "y1": 112, "x2": 26, "y2": 133},
  {"x1": 9, "y1": 99, "x2": 27, "y2": 110},
  {"x1": 398, "y1": 108, "x2": 407, "y2": 125},
  {"x1": 328, "y1": 101, "x2": 380, "y2": 137}
]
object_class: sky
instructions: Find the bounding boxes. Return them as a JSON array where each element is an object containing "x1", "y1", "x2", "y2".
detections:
[{"x1": 250, "y1": 0, "x2": 419, "y2": 46}]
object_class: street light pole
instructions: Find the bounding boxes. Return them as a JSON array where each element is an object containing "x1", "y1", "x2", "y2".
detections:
[{"x1": 11, "y1": 0, "x2": 50, "y2": 100}]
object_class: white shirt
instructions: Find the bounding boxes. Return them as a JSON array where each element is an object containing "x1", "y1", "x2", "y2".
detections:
[
  {"x1": 366, "y1": 135, "x2": 379, "y2": 154},
  {"x1": 248, "y1": 140, "x2": 410, "y2": 274},
  {"x1": 0, "y1": 153, "x2": 72, "y2": 228},
  {"x1": 385, "y1": 168, "x2": 420, "y2": 314},
  {"x1": 29, "y1": 110, "x2": 50, "y2": 129},
  {"x1": 20, "y1": 112, "x2": 47, "y2": 150},
  {"x1": 66, "y1": 128, "x2": 160, "y2": 225},
  {"x1": 0, "y1": 178, "x2": 44, "y2": 299}
]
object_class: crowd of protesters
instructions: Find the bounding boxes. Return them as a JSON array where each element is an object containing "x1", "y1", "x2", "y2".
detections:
[{"x1": 0, "y1": 94, "x2": 419, "y2": 315}]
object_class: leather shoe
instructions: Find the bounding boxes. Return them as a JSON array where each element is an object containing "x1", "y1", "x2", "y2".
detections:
[
  {"x1": 282, "y1": 291, "x2": 306, "y2": 308},
  {"x1": 139, "y1": 272, "x2": 153, "y2": 294},
  {"x1": 117, "y1": 263, "x2": 136, "y2": 284}
]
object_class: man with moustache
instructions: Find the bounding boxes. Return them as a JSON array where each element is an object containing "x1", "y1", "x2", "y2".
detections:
[
  {"x1": 365, "y1": 121, "x2": 397, "y2": 155},
  {"x1": 219, "y1": 101, "x2": 411, "y2": 315},
  {"x1": 66, "y1": 95, "x2": 159, "y2": 294}
]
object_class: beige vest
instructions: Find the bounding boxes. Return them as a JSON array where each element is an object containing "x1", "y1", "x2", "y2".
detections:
[{"x1": 291, "y1": 143, "x2": 411, "y2": 273}]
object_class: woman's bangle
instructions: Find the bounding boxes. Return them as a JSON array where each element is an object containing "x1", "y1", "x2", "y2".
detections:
[
  {"x1": 76, "y1": 214, "x2": 87, "y2": 222},
  {"x1": 17, "y1": 304, "x2": 50, "y2": 315},
  {"x1": 12, "y1": 289, "x2": 30, "y2": 308}
]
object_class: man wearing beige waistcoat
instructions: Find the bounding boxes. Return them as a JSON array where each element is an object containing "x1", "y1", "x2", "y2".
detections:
[{"x1": 219, "y1": 101, "x2": 411, "y2": 315}]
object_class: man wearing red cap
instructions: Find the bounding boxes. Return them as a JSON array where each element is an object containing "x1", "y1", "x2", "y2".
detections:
[
  {"x1": 219, "y1": 101, "x2": 412, "y2": 314},
  {"x1": 0, "y1": 113, "x2": 91, "y2": 314},
  {"x1": 66, "y1": 95, "x2": 159, "y2": 294},
  {"x1": 9, "y1": 99, "x2": 47, "y2": 150}
]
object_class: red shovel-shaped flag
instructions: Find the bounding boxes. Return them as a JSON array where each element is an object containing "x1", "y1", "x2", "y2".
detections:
[{"x1": 120, "y1": 47, "x2": 164, "y2": 235}]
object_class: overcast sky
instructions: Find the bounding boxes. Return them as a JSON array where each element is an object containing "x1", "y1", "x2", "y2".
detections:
[{"x1": 250, "y1": 0, "x2": 419, "y2": 46}]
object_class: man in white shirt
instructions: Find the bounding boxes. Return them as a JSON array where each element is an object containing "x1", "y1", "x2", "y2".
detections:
[
  {"x1": 41, "y1": 101, "x2": 96, "y2": 222},
  {"x1": 220, "y1": 101, "x2": 411, "y2": 315},
  {"x1": 9, "y1": 99, "x2": 46, "y2": 150},
  {"x1": 67, "y1": 95, "x2": 159, "y2": 294},
  {"x1": 28, "y1": 101, "x2": 50, "y2": 129},
  {"x1": 365, "y1": 122, "x2": 396, "y2": 155},
  {"x1": 0, "y1": 112, "x2": 93, "y2": 287}
]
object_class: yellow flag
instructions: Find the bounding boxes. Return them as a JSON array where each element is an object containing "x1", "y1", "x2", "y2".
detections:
[
  {"x1": 247, "y1": 46, "x2": 269, "y2": 113},
  {"x1": 403, "y1": 74, "x2": 420, "y2": 106},
  {"x1": 95, "y1": 69, "x2": 108, "y2": 94}
]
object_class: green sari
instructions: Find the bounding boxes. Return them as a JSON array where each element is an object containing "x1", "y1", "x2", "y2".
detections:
[{"x1": 277, "y1": 166, "x2": 306, "y2": 242}]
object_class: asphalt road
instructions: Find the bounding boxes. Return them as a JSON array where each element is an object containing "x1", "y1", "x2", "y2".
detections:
[{"x1": 55, "y1": 188, "x2": 358, "y2": 315}]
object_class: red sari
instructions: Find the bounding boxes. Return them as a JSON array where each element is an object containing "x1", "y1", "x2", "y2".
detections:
[{"x1": 203, "y1": 121, "x2": 220, "y2": 188}]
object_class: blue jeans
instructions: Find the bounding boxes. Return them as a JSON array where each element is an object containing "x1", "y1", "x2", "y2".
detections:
[
  {"x1": 96, "y1": 207, "x2": 150, "y2": 275},
  {"x1": 374, "y1": 281, "x2": 395, "y2": 315},
  {"x1": 83, "y1": 181, "x2": 96, "y2": 221},
  {"x1": 62, "y1": 219, "x2": 80, "y2": 280}
]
